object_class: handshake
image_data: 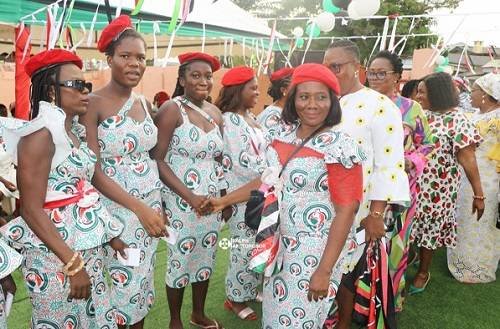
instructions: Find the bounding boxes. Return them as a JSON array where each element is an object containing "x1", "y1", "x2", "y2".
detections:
[{"x1": 190, "y1": 194, "x2": 232, "y2": 221}]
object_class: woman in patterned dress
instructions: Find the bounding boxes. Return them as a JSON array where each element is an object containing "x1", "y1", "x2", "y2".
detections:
[
  {"x1": 448, "y1": 73, "x2": 500, "y2": 283},
  {"x1": 410, "y1": 72, "x2": 484, "y2": 294},
  {"x1": 79, "y1": 16, "x2": 166, "y2": 328},
  {"x1": 257, "y1": 67, "x2": 294, "y2": 135},
  {"x1": 367, "y1": 50, "x2": 434, "y2": 310},
  {"x1": 213, "y1": 66, "x2": 266, "y2": 321},
  {"x1": 204, "y1": 63, "x2": 365, "y2": 329},
  {"x1": 0, "y1": 49, "x2": 126, "y2": 328},
  {"x1": 151, "y1": 52, "x2": 225, "y2": 329}
]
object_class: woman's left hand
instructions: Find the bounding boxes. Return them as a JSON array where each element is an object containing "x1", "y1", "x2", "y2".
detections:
[
  {"x1": 307, "y1": 268, "x2": 330, "y2": 302},
  {"x1": 109, "y1": 238, "x2": 129, "y2": 259},
  {"x1": 472, "y1": 198, "x2": 485, "y2": 221}
]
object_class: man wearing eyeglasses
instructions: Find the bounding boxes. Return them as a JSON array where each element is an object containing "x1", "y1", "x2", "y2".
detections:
[{"x1": 323, "y1": 40, "x2": 410, "y2": 329}]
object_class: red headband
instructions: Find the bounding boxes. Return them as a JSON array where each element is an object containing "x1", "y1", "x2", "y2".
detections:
[
  {"x1": 178, "y1": 52, "x2": 221, "y2": 72},
  {"x1": 291, "y1": 63, "x2": 340, "y2": 95},
  {"x1": 270, "y1": 67, "x2": 294, "y2": 82},
  {"x1": 25, "y1": 49, "x2": 83, "y2": 78},
  {"x1": 221, "y1": 66, "x2": 255, "y2": 87},
  {"x1": 97, "y1": 15, "x2": 133, "y2": 53}
]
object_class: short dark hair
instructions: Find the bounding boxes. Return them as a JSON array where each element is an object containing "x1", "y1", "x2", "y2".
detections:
[
  {"x1": 281, "y1": 85, "x2": 341, "y2": 127},
  {"x1": 371, "y1": 50, "x2": 403, "y2": 76},
  {"x1": 327, "y1": 40, "x2": 360, "y2": 62},
  {"x1": 401, "y1": 79, "x2": 420, "y2": 98},
  {"x1": 423, "y1": 72, "x2": 459, "y2": 111},
  {"x1": 105, "y1": 29, "x2": 147, "y2": 57},
  {"x1": 214, "y1": 83, "x2": 247, "y2": 113},
  {"x1": 0, "y1": 104, "x2": 7, "y2": 117},
  {"x1": 267, "y1": 77, "x2": 291, "y2": 102},
  {"x1": 30, "y1": 64, "x2": 62, "y2": 119}
]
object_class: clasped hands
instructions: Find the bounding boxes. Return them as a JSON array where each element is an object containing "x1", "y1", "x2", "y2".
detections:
[{"x1": 190, "y1": 194, "x2": 228, "y2": 218}]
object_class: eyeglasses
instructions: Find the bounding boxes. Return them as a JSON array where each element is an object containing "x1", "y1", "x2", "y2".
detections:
[
  {"x1": 366, "y1": 71, "x2": 395, "y2": 80},
  {"x1": 58, "y1": 79, "x2": 92, "y2": 93},
  {"x1": 328, "y1": 61, "x2": 353, "y2": 74}
]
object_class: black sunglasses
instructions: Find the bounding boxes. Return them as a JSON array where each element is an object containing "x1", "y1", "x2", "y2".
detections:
[{"x1": 58, "y1": 79, "x2": 92, "y2": 93}]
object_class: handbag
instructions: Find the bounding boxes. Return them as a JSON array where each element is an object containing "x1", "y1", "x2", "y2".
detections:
[{"x1": 244, "y1": 125, "x2": 324, "y2": 230}]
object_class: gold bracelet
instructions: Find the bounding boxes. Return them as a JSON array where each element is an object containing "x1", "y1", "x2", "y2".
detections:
[
  {"x1": 368, "y1": 210, "x2": 384, "y2": 218},
  {"x1": 65, "y1": 256, "x2": 85, "y2": 277},
  {"x1": 473, "y1": 195, "x2": 486, "y2": 200},
  {"x1": 62, "y1": 252, "x2": 79, "y2": 274}
]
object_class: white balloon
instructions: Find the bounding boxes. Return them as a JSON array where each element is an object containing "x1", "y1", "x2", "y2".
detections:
[
  {"x1": 314, "y1": 12, "x2": 336, "y2": 32},
  {"x1": 351, "y1": 0, "x2": 381, "y2": 17},
  {"x1": 292, "y1": 26, "x2": 304, "y2": 38},
  {"x1": 348, "y1": 2, "x2": 362, "y2": 20},
  {"x1": 435, "y1": 55, "x2": 446, "y2": 66}
]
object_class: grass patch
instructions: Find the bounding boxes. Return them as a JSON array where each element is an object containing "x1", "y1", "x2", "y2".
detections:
[{"x1": 8, "y1": 227, "x2": 498, "y2": 328}]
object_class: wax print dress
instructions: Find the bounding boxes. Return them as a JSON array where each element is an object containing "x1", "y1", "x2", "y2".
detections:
[
  {"x1": 386, "y1": 96, "x2": 433, "y2": 310},
  {"x1": 257, "y1": 104, "x2": 282, "y2": 136},
  {"x1": 162, "y1": 96, "x2": 224, "y2": 288},
  {"x1": 98, "y1": 94, "x2": 162, "y2": 325},
  {"x1": 222, "y1": 112, "x2": 267, "y2": 302},
  {"x1": 0, "y1": 102, "x2": 123, "y2": 328},
  {"x1": 448, "y1": 108, "x2": 500, "y2": 282},
  {"x1": 411, "y1": 110, "x2": 483, "y2": 249},
  {"x1": 262, "y1": 123, "x2": 364, "y2": 329},
  {"x1": 0, "y1": 238, "x2": 22, "y2": 328}
]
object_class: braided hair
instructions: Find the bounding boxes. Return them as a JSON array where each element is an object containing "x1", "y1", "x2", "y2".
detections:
[
  {"x1": 172, "y1": 63, "x2": 188, "y2": 98},
  {"x1": 29, "y1": 64, "x2": 62, "y2": 119},
  {"x1": 267, "y1": 76, "x2": 291, "y2": 102}
]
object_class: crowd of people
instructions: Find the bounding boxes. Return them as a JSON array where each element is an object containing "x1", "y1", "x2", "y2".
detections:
[{"x1": 0, "y1": 14, "x2": 498, "y2": 329}]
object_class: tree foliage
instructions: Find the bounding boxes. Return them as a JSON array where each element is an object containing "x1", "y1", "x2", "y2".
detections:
[{"x1": 233, "y1": 0, "x2": 461, "y2": 61}]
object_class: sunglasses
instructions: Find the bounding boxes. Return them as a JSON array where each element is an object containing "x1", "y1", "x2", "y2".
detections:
[
  {"x1": 58, "y1": 79, "x2": 93, "y2": 93},
  {"x1": 328, "y1": 60, "x2": 353, "y2": 74}
]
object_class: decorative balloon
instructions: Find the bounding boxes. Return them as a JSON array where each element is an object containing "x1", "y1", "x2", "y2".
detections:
[
  {"x1": 323, "y1": 0, "x2": 341, "y2": 13},
  {"x1": 435, "y1": 55, "x2": 446, "y2": 66},
  {"x1": 296, "y1": 38, "x2": 305, "y2": 48},
  {"x1": 305, "y1": 23, "x2": 321, "y2": 38},
  {"x1": 349, "y1": 0, "x2": 381, "y2": 17},
  {"x1": 314, "y1": 12, "x2": 336, "y2": 32},
  {"x1": 292, "y1": 26, "x2": 304, "y2": 38},
  {"x1": 333, "y1": 0, "x2": 352, "y2": 10},
  {"x1": 347, "y1": 2, "x2": 362, "y2": 20}
]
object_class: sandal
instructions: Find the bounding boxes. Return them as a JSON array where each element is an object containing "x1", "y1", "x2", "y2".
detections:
[
  {"x1": 409, "y1": 272, "x2": 430, "y2": 295},
  {"x1": 224, "y1": 299, "x2": 257, "y2": 321},
  {"x1": 189, "y1": 319, "x2": 223, "y2": 329}
]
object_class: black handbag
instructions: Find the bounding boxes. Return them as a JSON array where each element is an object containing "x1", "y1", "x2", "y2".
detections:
[{"x1": 244, "y1": 125, "x2": 324, "y2": 230}]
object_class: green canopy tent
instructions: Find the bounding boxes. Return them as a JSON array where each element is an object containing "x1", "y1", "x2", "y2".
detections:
[{"x1": 0, "y1": 0, "x2": 286, "y2": 50}]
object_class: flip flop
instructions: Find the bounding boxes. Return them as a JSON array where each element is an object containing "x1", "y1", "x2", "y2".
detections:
[
  {"x1": 224, "y1": 299, "x2": 257, "y2": 321},
  {"x1": 409, "y1": 272, "x2": 431, "y2": 295},
  {"x1": 255, "y1": 291, "x2": 263, "y2": 303},
  {"x1": 189, "y1": 319, "x2": 223, "y2": 329}
]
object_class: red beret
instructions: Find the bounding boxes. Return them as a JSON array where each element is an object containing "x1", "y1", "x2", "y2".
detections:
[
  {"x1": 178, "y1": 52, "x2": 221, "y2": 72},
  {"x1": 25, "y1": 49, "x2": 83, "y2": 78},
  {"x1": 154, "y1": 91, "x2": 170, "y2": 107},
  {"x1": 270, "y1": 67, "x2": 294, "y2": 82},
  {"x1": 291, "y1": 63, "x2": 340, "y2": 95},
  {"x1": 97, "y1": 15, "x2": 133, "y2": 53},
  {"x1": 221, "y1": 66, "x2": 255, "y2": 87}
]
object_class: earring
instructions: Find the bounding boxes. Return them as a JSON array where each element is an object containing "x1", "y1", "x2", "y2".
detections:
[
  {"x1": 481, "y1": 96, "x2": 485, "y2": 104},
  {"x1": 283, "y1": 92, "x2": 287, "y2": 97},
  {"x1": 355, "y1": 72, "x2": 359, "y2": 78}
]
